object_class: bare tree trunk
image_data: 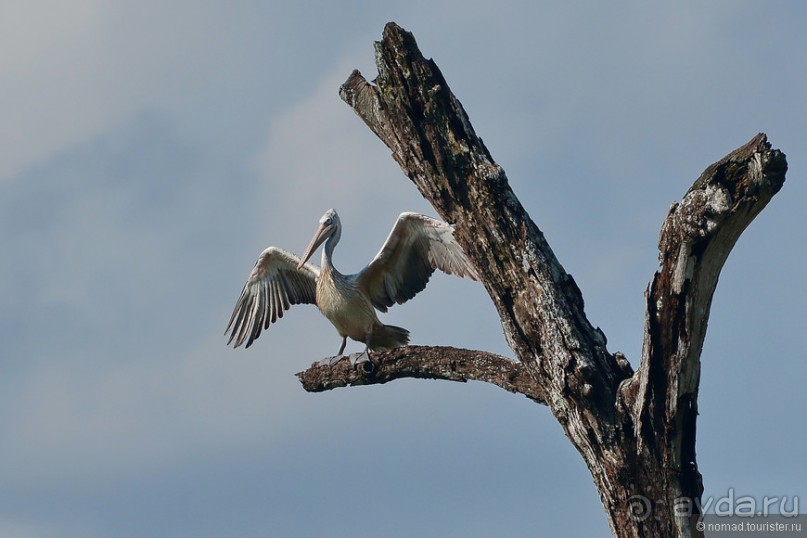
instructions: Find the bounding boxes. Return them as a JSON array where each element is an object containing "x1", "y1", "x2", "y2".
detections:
[{"x1": 296, "y1": 23, "x2": 787, "y2": 537}]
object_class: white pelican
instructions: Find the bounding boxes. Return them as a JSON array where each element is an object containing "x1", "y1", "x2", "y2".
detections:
[{"x1": 225, "y1": 209, "x2": 478, "y2": 355}]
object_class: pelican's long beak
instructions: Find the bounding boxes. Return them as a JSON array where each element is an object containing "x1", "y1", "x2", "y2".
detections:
[{"x1": 297, "y1": 223, "x2": 332, "y2": 270}]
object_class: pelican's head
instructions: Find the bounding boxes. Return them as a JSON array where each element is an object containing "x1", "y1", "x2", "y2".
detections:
[{"x1": 297, "y1": 209, "x2": 341, "y2": 270}]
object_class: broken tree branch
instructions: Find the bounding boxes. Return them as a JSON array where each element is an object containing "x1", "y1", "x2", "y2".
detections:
[
  {"x1": 340, "y1": 21, "x2": 624, "y2": 410},
  {"x1": 615, "y1": 133, "x2": 787, "y2": 535},
  {"x1": 297, "y1": 345, "x2": 547, "y2": 404},
  {"x1": 338, "y1": 25, "x2": 632, "y2": 512}
]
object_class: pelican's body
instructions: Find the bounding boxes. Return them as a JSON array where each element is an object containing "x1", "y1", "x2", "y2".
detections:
[
  {"x1": 226, "y1": 209, "x2": 478, "y2": 355},
  {"x1": 315, "y1": 265, "x2": 408, "y2": 354}
]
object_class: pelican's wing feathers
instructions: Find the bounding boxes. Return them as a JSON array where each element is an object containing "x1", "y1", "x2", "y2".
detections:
[
  {"x1": 226, "y1": 247, "x2": 319, "y2": 348},
  {"x1": 356, "y1": 212, "x2": 478, "y2": 312}
]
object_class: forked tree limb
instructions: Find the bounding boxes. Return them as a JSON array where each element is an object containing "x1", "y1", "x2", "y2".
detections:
[
  {"x1": 296, "y1": 345, "x2": 547, "y2": 404},
  {"x1": 297, "y1": 22, "x2": 788, "y2": 538},
  {"x1": 615, "y1": 133, "x2": 787, "y2": 534}
]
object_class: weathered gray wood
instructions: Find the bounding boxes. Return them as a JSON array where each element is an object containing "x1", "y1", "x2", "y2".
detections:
[
  {"x1": 616, "y1": 133, "x2": 786, "y2": 536},
  {"x1": 296, "y1": 22, "x2": 788, "y2": 537}
]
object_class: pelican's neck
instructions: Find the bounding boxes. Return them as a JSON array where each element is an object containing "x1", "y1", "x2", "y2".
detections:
[{"x1": 320, "y1": 231, "x2": 339, "y2": 275}]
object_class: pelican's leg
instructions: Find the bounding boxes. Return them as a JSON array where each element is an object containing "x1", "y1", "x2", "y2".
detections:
[
  {"x1": 356, "y1": 329, "x2": 372, "y2": 365},
  {"x1": 320, "y1": 336, "x2": 348, "y2": 367}
]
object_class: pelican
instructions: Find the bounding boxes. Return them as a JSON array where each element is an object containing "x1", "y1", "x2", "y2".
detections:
[{"x1": 225, "y1": 209, "x2": 478, "y2": 357}]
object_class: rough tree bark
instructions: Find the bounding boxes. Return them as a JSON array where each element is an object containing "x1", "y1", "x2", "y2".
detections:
[{"x1": 296, "y1": 23, "x2": 787, "y2": 537}]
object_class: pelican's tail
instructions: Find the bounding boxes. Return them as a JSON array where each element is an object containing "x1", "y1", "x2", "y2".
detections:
[{"x1": 369, "y1": 324, "x2": 410, "y2": 351}]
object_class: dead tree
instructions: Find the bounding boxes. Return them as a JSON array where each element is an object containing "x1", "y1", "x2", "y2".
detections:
[{"x1": 296, "y1": 23, "x2": 787, "y2": 537}]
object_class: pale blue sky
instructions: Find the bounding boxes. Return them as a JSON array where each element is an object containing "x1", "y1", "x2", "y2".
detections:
[{"x1": 1, "y1": 1, "x2": 805, "y2": 536}]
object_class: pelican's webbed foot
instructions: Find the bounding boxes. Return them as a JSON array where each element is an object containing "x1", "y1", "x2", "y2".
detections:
[
  {"x1": 354, "y1": 350, "x2": 371, "y2": 365},
  {"x1": 316, "y1": 350, "x2": 372, "y2": 369},
  {"x1": 316, "y1": 354, "x2": 348, "y2": 367}
]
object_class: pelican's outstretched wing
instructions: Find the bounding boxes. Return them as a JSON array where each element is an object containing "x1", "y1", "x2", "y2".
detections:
[
  {"x1": 226, "y1": 247, "x2": 320, "y2": 348},
  {"x1": 356, "y1": 212, "x2": 478, "y2": 312}
]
